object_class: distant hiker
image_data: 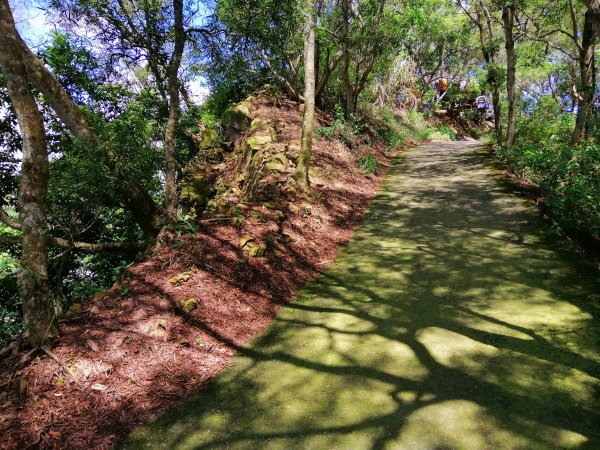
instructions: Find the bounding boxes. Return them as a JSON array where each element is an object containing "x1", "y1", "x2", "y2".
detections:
[
  {"x1": 435, "y1": 78, "x2": 449, "y2": 107},
  {"x1": 476, "y1": 95, "x2": 487, "y2": 113},
  {"x1": 439, "y1": 78, "x2": 448, "y2": 95}
]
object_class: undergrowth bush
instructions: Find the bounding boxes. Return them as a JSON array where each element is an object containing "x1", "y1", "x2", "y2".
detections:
[
  {"x1": 358, "y1": 154, "x2": 378, "y2": 174},
  {"x1": 359, "y1": 104, "x2": 443, "y2": 151},
  {"x1": 494, "y1": 96, "x2": 600, "y2": 239}
]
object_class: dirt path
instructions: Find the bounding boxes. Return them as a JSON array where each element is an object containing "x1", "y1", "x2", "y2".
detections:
[{"x1": 122, "y1": 141, "x2": 600, "y2": 450}]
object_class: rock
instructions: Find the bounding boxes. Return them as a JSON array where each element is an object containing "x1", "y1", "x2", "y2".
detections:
[
  {"x1": 64, "y1": 303, "x2": 82, "y2": 318},
  {"x1": 280, "y1": 233, "x2": 295, "y2": 243},
  {"x1": 238, "y1": 235, "x2": 255, "y2": 248},
  {"x1": 250, "y1": 118, "x2": 266, "y2": 132},
  {"x1": 245, "y1": 242, "x2": 267, "y2": 257},
  {"x1": 272, "y1": 154, "x2": 289, "y2": 166},
  {"x1": 179, "y1": 175, "x2": 212, "y2": 210},
  {"x1": 91, "y1": 290, "x2": 111, "y2": 302},
  {"x1": 265, "y1": 162, "x2": 287, "y2": 172},
  {"x1": 180, "y1": 298, "x2": 198, "y2": 313},
  {"x1": 222, "y1": 102, "x2": 252, "y2": 144},
  {"x1": 246, "y1": 135, "x2": 272, "y2": 150},
  {"x1": 86, "y1": 339, "x2": 100, "y2": 352},
  {"x1": 147, "y1": 326, "x2": 166, "y2": 338},
  {"x1": 169, "y1": 272, "x2": 191, "y2": 285},
  {"x1": 200, "y1": 128, "x2": 219, "y2": 149}
]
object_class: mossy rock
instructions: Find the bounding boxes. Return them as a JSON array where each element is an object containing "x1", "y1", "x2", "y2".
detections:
[
  {"x1": 265, "y1": 162, "x2": 287, "y2": 172},
  {"x1": 245, "y1": 242, "x2": 267, "y2": 257},
  {"x1": 180, "y1": 298, "x2": 199, "y2": 313},
  {"x1": 247, "y1": 135, "x2": 273, "y2": 150},
  {"x1": 239, "y1": 235, "x2": 255, "y2": 248},
  {"x1": 250, "y1": 118, "x2": 269, "y2": 132},
  {"x1": 91, "y1": 290, "x2": 111, "y2": 302},
  {"x1": 301, "y1": 203, "x2": 313, "y2": 215},
  {"x1": 180, "y1": 175, "x2": 212, "y2": 209},
  {"x1": 200, "y1": 128, "x2": 220, "y2": 150},
  {"x1": 169, "y1": 272, "x2": 191, "y2": 285},
  {"x1": 65, "y1": 303, "x2": 82, "y2": 318},
  {"x1": 222, "y1": 102, "x2": 251, "y2": 129},
  {"x1": 272, "y1": 154, "x2": 289, "y2": 166},
  {"x1": 222, "y1": 102, "x2": 252, "y2": 143}
]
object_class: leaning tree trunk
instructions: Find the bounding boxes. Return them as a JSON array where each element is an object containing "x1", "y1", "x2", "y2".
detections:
[
  {"x1": 572, "y1": 6, "x2": 597, "y2": 144},
  {"x1": 503, "y1": 5, "x2": 517, "y2": 151},
  {"x1": 294, "y1": 0, "x2": 317, "y2": 188},
  {"x1": 0, "y1": 2, "x2": 59, "y2": 347},
  {"x1": 0, "y1": 0, "x2": 160, "y2": 238}
]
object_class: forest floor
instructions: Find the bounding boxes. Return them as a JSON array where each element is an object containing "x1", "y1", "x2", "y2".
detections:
[
  {"x1": 123, "y1": 141, "x2": 600, "y2": 450},
  {"x1": 0, "y1": 98, "x2": 410, "y2": 449}
]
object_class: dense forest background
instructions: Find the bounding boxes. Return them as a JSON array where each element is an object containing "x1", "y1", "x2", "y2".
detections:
[{"x1": 1, "y1": 0, "x2": 598, "y2": 347}]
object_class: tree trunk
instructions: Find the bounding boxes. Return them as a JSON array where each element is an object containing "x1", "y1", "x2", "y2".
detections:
[
  {"x1": 503, "y1": 5, "x2": 517, "y2": 151},
  {"x1": 579, "y1": 0, "x2": 600, "y2": 36},
  {"x1": 341, "y1": 0, "x2": 354, "y2": 119},
  {"x1": 163, "y1": 0, "x2": 185, "y2": 223},
  {"x1": 0, "y1": 0, "x2": 160, "y2": 238},
  {"x1": 294, "y1": 0, "x2": 317, "y2": 188},
  {"x1": 0, "y1": 2, "x2": 59, "y2": 347},
  {"x1": 572, "y1": 6, "x2": 597, "y2": 144}
]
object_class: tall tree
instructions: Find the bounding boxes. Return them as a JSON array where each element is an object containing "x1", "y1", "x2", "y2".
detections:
[
  {"x1": 164, "y1": 0, "x2": 186, "y2": 222},
  {"x1": 0, "y1": 0, "x2": 59, "y2": 346},
  {"x1": 572, "y1": 0, "x2": 598, "y2": 143},
  {"x1": 294, "y1": 0, "x2": 317, "y2": 188},
  {"x1": 51, "y1": 0, "x2": 212, "y2": 224},
  {"x1": 0, "y1": 17, "x2": 160, "y2": 237},
  {"x1": 502, "y1": 3, "x2": 517, "y2": 150},
  {"x1": 340, "y1": 0, "x2": 387, "y2": 118},
  {"x1": 460, "y1": 0, "x2": 504, "y2": 145}
]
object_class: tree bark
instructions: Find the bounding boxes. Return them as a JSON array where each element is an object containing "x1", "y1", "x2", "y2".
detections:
[
  {"x1": 163, "y1": 0, "x2": 186, "y2": 223},
  {"x1": 0, "y1": 2, "x2": 59, "y2": 347},
  {"x1": 572, "y1": 6, "x2": 598, "y2": 144},
  {"x1": 294, "y1": 0, "x2": 317, "y2": 188},
  {"x1": 503, "y1": 5, "x2": 517, "y2": 151},
  {"x1": 341, "y1": 0, "x2": 354, "y2": 119},
  {"x1": 0, "y1": 0, "x2": 160, "y2": 238},
  {"x1": 465, "y1": 4, "x2": 503, "y2": 145},
  {"x1": 579, "y1": 0, "x2": 600, "y2": 36},
  {"x1": 0, "y1": 234, "x2": 147, "y2": 253}
]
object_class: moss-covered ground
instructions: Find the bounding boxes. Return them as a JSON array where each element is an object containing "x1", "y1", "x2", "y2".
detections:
[{"x1": 122, "y1": 141, "x2": 600, "y2": 449}]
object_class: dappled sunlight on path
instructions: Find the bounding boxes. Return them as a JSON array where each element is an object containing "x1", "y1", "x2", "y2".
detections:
[{"x1": 122, "y1": 141, "x2": 600, "y2": 450}]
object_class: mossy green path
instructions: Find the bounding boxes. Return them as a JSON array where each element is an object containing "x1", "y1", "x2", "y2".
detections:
[{"x1": 123, "y1": 141, "x2": 600, "y2": 449}]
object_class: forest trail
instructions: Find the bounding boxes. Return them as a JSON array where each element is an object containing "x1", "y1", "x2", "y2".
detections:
[{"x1": 123, "y1": 141, "x2": 600, "y2": 449}]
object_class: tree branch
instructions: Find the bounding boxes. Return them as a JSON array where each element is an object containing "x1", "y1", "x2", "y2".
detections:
[
  {"x1": 0, "y1": 235, "x2": 147, "y2": 253},
  {"x1": 0, "y1": 208, "x2": 21, "y2": 231}
]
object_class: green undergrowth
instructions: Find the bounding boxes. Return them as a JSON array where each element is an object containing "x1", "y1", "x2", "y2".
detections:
[
  {"x1": 361, "y1": 105, "x2": 457, "y2": 152},
  {"x1": 0, "y1": 223, "x2": 22, "y2": 343},
  {"x1": 490, "y1": 97, "x2": 600, "y2": 241}
]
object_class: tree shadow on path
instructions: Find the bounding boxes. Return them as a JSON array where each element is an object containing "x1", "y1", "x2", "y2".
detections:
[{"x1": 121, "y1": 141, "x2": 600, "y2": 450}]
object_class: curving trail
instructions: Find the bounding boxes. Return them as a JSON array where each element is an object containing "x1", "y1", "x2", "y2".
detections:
[{"x1": 123, "y1": 141, "x2": 600, "y2": 450}]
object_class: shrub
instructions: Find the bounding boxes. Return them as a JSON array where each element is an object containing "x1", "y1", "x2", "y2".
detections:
[
  {"x1": 358, "y1": 154, "x2": 378, "y2": 174},
  {"x1": 493, "y1": 96, "x2": 599, "y2": 239}
]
